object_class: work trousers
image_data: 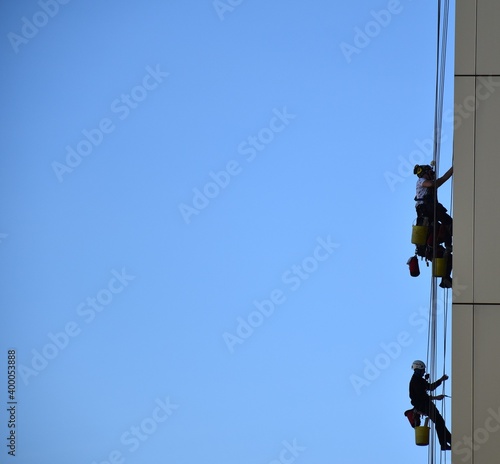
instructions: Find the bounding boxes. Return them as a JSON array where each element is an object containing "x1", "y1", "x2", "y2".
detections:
[{"x1": 421, "y1": 402, "x2": 452, "y2": 447}]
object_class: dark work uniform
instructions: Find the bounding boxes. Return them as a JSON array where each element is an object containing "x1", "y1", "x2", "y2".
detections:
[
  {"x1": 415, "y1": 180, "x2": 453, "y2": 247},
  {"x1": 409, "y1": 372, "x2": 451, "y2": 447}
]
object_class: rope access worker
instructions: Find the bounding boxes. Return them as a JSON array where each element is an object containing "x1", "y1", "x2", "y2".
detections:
[
  {"x1": 414, "y1": 164, "x2": 453, "y2": 288},
  {"x1": 414, "y1": 164, "x2": 453, "y2": 243},
  {"x1": 409, "y1": 360, "x2": 451, "y2": 451}
]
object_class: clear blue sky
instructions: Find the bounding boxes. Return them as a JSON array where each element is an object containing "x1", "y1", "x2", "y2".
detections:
[{"x1": 1, "y1": 1, "x2": 455, "y2": 463}]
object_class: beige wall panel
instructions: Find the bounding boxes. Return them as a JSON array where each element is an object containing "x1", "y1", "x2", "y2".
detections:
[
  {"x1": 451, "y1": 304, "x2": 473, "y2": 463},
  {"x1": 452, "y1": 77, "x2": 475, "y2": 304},
  {"x1": 453, "y1": 2, "x2": 500, "y2": 464},
  {"x1": 473, "y1": 305, "x2": 500, "y2": 463},
  {"x1": 473, "y1": 77, "x2": 500, "y2": 303},
  {"x1": 455, "y1": 0, "x2": 476, "y2": 75},
  {"x1": 477, "y1": 0, "x2": 500, "y2": 74}
]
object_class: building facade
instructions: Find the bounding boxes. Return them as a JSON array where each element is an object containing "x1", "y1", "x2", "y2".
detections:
[{"x1": 453, "y1": 0, "x2": 500, "y2": 462}]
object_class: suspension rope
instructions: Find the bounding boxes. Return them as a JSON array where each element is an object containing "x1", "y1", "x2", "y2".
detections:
[{"x1": 426, "y1": 0, "x2": 451, "y2": 463}]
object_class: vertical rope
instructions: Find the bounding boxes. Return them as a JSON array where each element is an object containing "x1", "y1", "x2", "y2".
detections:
[
  {"x1": 427, "y1": 0, "x2": 451, "y2": 462},
  {"x1": 428, "y1": 1, "x2": 442, "y2": 462},
  {"x1": 441, "y1": 289, "x2": 449, "y2": 464}
]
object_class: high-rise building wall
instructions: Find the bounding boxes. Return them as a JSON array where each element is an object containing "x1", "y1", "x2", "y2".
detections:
[{"x1": 453, "y1": 1, "x2": 500, "y2": 463}]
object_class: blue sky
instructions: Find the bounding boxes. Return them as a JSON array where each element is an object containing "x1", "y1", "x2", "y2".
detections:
[{"x1": 1, "y1": 1, "x2": 455, "y2": 463}]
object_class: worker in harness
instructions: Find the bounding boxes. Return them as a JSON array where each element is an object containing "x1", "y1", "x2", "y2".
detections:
[
  {"x1": 409, "y1": 360, "x2": 452, "y2": 451},
  {"x1": 414, "y1": 164, "x2": 453, "y2": 288},
  {"x1": 414, "y1": 164, "x2": 453, "y2": 231}
]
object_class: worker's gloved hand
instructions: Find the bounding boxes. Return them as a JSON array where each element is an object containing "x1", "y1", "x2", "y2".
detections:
[
  {"x1": 441, "y1": 374, "x2": 449, "y2": 381},
  {"x1": 435, "y1": 394, "x2": 446, "y2": 400}
]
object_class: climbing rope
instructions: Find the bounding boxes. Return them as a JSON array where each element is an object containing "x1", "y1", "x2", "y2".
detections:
[{"x1": 425, "y1": 0, "x2": 451, "y2": 463}]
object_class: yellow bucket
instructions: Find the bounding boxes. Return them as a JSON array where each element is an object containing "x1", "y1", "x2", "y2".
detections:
[
  {"x1": 433, "y1": 257, "x2": 447, "y2": 277},
  {"x1": 411, "y1": 225, "x2": 428, "y2": 245},
  {"x1": 415, "y1": 426, "x2": 430, "y2": 446}
]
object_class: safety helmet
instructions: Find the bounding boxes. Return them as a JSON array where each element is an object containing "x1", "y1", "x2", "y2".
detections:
[
  {"x1": 414, "y1": 164, "x2": 433, "y2": 178},
  {"x1": 412, "y1": 360, "x2": 426, "y2": 370}
]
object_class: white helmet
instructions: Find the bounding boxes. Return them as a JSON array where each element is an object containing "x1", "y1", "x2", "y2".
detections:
[{"x1": 412, "y1": 360, "x2": 426, "y2": 370}]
